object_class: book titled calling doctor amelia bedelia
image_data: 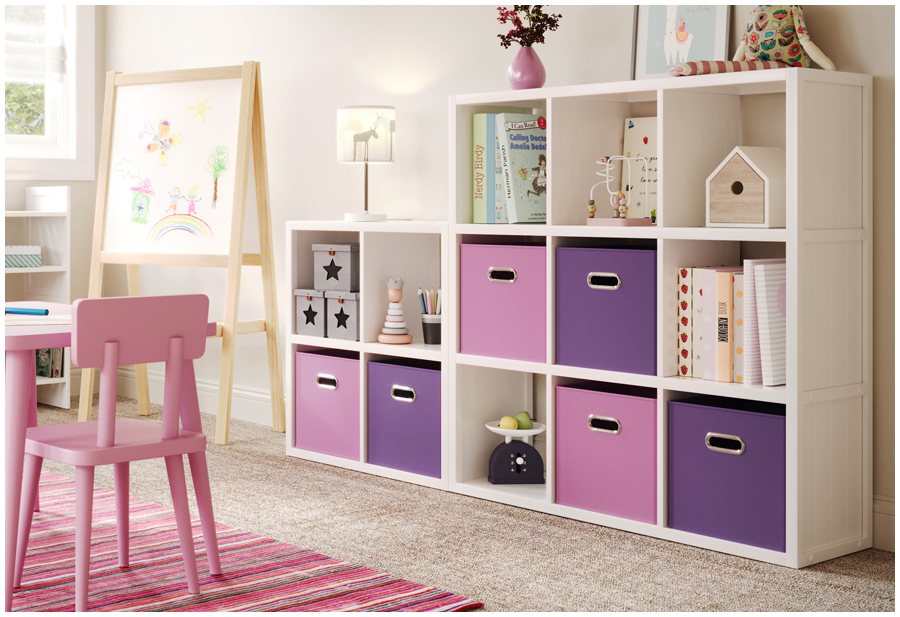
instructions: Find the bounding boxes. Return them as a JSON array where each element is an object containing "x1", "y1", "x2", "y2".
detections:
[{"x1": 497, "y1": 113, "x2": 547, "y2": 224}]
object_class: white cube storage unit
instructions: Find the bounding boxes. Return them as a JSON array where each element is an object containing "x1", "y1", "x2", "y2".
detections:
[{"x1": 286, "y1": 68, "x2": 873, "y2": 570}]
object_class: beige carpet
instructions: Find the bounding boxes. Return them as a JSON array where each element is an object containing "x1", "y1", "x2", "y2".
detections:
[{"x1": 30, "y1": 397, "x2": 894, "y2": 612}]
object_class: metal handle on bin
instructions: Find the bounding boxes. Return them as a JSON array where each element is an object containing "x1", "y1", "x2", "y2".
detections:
[
  {"x1": 588, "y1": 415, "x2": 621, "y2": 434},
  {"x1": 316, "y1": 374, "x2": 339, "y2": 390},
  {"x1": 705, "y1": 432, "x2": 745, "y2": 455},
  {"x1": 487, "y1": 267, "x2": 517, "y2": 284},
  {"x1": 391, "y1": 385, "x2": 416, "y2": 403},
  {"x1": 587, "y1": 272, "x2": 621, "y2": 290}
]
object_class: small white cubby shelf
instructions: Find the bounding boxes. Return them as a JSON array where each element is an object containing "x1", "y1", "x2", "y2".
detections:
[
  {"x1": 285, "y1": 220, "x2": 450, "y2": 490},
  {"x1": 5, "y1": 187, "x2": 72, "y2": 408},
  {"x1": 286, "y1": 68, "x2": 872, "y2": 570}
]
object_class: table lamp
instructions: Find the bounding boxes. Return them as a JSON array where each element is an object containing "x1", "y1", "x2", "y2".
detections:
[{"x1": 338, "y1": 105, "x2": 395, "y2": 222}]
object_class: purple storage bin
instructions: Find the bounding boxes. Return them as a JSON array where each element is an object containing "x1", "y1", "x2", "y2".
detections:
[
  {"x1": 668, "y1": 398, "x2": 785, "y2": 552},
  {"x1": 295, "y1": 350, "x2": 359, "y2": 460},
  {"x1": 460, "y1": 244, "x2": 546, "y2": 362},
  {"x1": 556, "y1": 385, "x2": 657, "y2": 523},
  {"x1": 367, "y1": 360, "x2": 441, "y2": 478},
  {"x1": 556, "y1": 247, "x2": 656, "y2": 375}
]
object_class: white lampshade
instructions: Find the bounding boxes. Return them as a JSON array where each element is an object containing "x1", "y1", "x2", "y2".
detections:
[{"x1": 337, "y1": 106, "x2": 395, "y2": 163}]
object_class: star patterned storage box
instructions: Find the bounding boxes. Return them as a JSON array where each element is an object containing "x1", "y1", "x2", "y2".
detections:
[
  {"x1": 312, "y1": 243, "x2": 359, "y2": 291},
  {"x1": 294, "y1": 289, "x2": 326, "y2": 337},
  {"x1": 325, "y1": 291, "x2": 359, "y2": 341}
]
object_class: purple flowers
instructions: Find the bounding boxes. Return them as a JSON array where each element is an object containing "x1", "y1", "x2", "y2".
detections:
[{"x1": 497, "y1": 5, "x2": 562, "y2": 48}]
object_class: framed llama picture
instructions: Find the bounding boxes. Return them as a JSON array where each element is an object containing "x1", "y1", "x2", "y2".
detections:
[{"x1": 633, "y1": 5, "x2": 730, "y2": 80}]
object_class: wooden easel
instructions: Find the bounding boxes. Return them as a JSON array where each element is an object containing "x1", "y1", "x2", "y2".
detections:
[{"x1": 79, "y1": 61, "x2": 285, "y2": 445}]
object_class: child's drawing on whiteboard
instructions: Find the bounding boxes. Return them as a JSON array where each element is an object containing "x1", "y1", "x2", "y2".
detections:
[
  {"x1": 115, "y1": 159, "x2": 141, "y2": 179},
  {"x1": 130, "y1": 178, "x2": 154, "y2": 224},
  {"x1": 167, "y1": 187, "x2": 183, "y2": 215},
  {"x1": 186, "y1": 185, "x2": 202, "y2": 216},
  {"x1": 147, "y1": 213, "x2": 214, "y2": 244},
  {"x1": 141, "y1": 118, "x2": 183, "y2": 166},
  {"x1": 205, "y1": 146, "x2": 231, "y2": 208},
  {"x1": 188, "y1": 97, "x2": 211, "y2": 123}
]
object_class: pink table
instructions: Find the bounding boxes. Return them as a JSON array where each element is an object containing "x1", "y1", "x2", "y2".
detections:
[{"x1": 4, "y1": 301, "x2": 216, "y2": 611}]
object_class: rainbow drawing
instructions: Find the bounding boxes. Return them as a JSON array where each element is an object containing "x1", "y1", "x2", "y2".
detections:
[{"x1": 147, "y1": 214, "x2": 213, "y2": 244}]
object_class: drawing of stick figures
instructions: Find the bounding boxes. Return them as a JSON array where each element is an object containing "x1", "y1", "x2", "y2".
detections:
[
  {"x1": 167, "y1": 187, "x2": 182, "y2": 215},
  {"x1": 186, "y1": 185, "x2": 202, "y2": 216}
]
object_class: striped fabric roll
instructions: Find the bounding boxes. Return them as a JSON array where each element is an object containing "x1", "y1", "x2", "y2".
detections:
[{"x1": 669, "y1": 60, "x2": 791, "y2": 77}]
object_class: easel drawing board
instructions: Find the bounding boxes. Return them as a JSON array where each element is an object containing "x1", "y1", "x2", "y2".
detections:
[{"x1": 80, "y1": 61, "x2": 285, "y2": 445}]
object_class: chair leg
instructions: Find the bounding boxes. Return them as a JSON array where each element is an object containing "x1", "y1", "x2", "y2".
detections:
[
  {"x1": 13, "y1": 454, "x2": 43, "y2": 588},
  {"x1": 75, "y1": 466, "x2": 95, "y2": 612},
  {"x1": 164, "y1": 456, "x2": 199, "y2": 594},
  {"x1": 187, "y1": 451, "x2": 221, "y2": 576},
  {"x1": 113, "y1": 462, "x2": 129, "y2": 568}
]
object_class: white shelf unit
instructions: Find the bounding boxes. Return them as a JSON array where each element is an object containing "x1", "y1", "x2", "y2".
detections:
[
  {"x1": 448, "y1": 69, "x2": 872, "y2": 569},
  {"x1": 285, "y1": 220, "x2": 450, "y2": 490},
  {"x1": 5, "y1": 187, "x2": 72, "y2": 408}
]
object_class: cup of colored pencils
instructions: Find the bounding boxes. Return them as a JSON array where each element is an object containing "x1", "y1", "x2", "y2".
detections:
[{"x1": 418, "y1": 287, "x2": 441, "y2": 345}]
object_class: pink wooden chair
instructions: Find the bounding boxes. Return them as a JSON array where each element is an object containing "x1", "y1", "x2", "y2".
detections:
[{"x1": 13, "y1": 295, "x2": 221, "y2": 611}]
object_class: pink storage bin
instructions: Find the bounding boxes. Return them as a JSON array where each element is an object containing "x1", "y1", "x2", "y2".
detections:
[
  {"x1": 295, "y1": 350, "x2": 359, "y2": 460},
  {"x1": 556, "y1": 384, "x2": 657, "y2": 524},
  {"x1": 460, "y1": 244, "x2": 546, "y2": 362}
]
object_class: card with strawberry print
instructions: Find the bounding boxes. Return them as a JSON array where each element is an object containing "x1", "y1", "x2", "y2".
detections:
[{"x1": 677, "y1": 266, "x2": 692, "y2": 377}]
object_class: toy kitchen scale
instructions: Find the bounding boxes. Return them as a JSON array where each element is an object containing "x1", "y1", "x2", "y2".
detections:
[{"x1": 485, "y1": 415, "x2": 546, "y2": 484}]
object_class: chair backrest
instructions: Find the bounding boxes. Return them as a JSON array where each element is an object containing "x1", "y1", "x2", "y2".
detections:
[
  {"x1": 71, "y1": 295, "x2": 209, "y2": 369},
  {"x1": 71, "y1": 295, "x2": 209, "y2": 446}
]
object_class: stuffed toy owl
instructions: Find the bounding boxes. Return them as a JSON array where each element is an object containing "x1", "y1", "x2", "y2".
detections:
[{"x1": 734, "y1": 6, "x2": 835, "y2": 70}]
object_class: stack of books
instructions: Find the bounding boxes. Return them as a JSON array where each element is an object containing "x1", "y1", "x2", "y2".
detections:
[
  {"x1": 677, "y1": 259, "x2": 786, "y2": 386},
  {"x1": 471, "y1": 112, "x2": 546, "y2": 225}
]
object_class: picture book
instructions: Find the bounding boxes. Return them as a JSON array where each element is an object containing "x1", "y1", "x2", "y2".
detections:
[
  {"x1": 35, "y1": 348, "x2": 51, "y2": 378},
  {"x1": 678, "y1": 267, "x2": 692, "y2": 377},
  {"x1": 472, "y1": 114, "x2": 488, "y2": 224},
  {"x1": 691, "y1": 267, "x2": 704, "y2": 379},
  {"x1": 715, "y1": 270, "x2": 734, "y2": 382},
  {"x1": 698, "y1": 266, "x2": 741, "y2": 381},
  {"x1": 622, "y1": 117, "x2": 657, "y2": 220},
  {"x1": 733, "y1": 273, "x2": 744, "y2": 384},
  {"x1": 755, "y1": 262, "x2": 787, "y2": 386},
  {"x1": 496, "y1": 113, "x2": 547, "y2": 224},
  {"x1": 493, "y1": 116, "x2": 508, "y2": 224},
  {"x1": 742, "y1": 258, "x2": 786, "y2": 385}
]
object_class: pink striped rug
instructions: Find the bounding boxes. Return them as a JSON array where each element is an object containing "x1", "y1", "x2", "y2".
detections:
[{"x1": 13, "y1": 474, "x2": 482, "y2": 612}]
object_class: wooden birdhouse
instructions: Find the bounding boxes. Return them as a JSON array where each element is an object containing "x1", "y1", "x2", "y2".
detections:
[{"x1": 706, "y1": 146, "x2": 785, "y2": 228}]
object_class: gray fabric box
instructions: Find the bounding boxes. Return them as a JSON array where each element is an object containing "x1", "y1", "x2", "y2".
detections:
[
  {"x1": 313, "y1": 244, "x2": 359, "y2": 291},
  {"x1": 294, "y1": 289, "x2": 326, "y2": 337},
  {"x1": 325, "y1": 291, "x2": 360, "y2": 341}
]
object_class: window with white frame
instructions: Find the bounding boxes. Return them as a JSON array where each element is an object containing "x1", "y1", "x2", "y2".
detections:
[{"x1": 5, "y1": 4, "x2": 94, "y2": 180}]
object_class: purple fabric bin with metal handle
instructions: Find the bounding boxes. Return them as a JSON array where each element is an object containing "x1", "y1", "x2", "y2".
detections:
[
  {"x1": 556, "y1": 247, "x2": 656, "y2": 375},
  {"x1": 668, "y1": 397, "x2": 786, "y2": 552},
  {"x1": 295, "y1": 350, "x2": 360, "y2": 460},
  {"x1": 367, "y1": 360, "x2": 441, "y2": 478}
]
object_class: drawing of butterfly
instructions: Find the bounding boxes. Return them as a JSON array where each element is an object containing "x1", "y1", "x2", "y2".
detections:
[{"x1": 140, "y1": 118, "x2": 182, "y2": 166}]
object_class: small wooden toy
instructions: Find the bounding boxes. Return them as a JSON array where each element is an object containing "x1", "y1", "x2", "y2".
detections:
[
  {"x1": 377, "y1": 277, "x2": 413, "y2": 344},
  {"x1": 587, "y1": 200, "x2": 596, "y2": 218},
  {"x1": 706, "y1": 146, "x2": 785, "y2": 228},
  {"x1": 587, "y1": 156, "x2": 652, "y2": 227}
]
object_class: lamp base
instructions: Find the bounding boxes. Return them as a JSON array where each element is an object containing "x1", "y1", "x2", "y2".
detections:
[{"x1": 344, "y1": 212, "x2": 388, "y2": 222}]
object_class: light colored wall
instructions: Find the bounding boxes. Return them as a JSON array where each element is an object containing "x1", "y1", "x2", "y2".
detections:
[
  {"x1": 7, "y1": 5, "x2": 892, "y2": 550},
  {"x1": 731, "y1": 3, "x2": 895, "y2": 551}
]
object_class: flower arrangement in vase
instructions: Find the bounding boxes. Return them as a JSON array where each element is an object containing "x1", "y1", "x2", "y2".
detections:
[{"x1": 497, "y1": 5, "x2": 562, "y2": 90}]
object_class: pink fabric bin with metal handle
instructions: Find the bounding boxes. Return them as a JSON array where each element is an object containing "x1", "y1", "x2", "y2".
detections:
[
  {"x1": 460, "y1": 244, "x2": 546, "y2": 362},
  {"x1": 556, "y1": 384, "x2": 657, "y2": 524},
  {"x1": 295, "y1": 350, "x2": 359, "y2": 460}
]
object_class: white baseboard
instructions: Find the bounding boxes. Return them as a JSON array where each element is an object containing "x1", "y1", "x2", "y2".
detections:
[
  {"x1": 72, "y1": 367, "x2": 277, "y2": 428},
  {"x1": 873, "y1": 494, "x2": 895, "y2": 551}
]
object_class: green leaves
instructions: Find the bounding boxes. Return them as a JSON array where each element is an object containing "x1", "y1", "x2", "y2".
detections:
[
  {"x1": 5, "y1": 82, "x2": 45, "y2": 135},
  {"x1": 205, "y1": 145, "x2": 231, "y2": 179}
]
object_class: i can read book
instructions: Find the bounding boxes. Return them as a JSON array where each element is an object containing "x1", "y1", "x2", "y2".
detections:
[{"x1": 496, "y1": 113, "x2": 547, "y2": 224}]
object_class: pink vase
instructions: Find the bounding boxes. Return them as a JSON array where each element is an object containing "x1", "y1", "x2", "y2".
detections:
[{"x1": 507, "y1": 46, "x2": 546, "y2": 90}]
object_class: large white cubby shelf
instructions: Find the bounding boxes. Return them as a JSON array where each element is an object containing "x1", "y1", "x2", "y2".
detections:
[{"x1": 287, "y1": 68, "x2": 873, "y2": 569}]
